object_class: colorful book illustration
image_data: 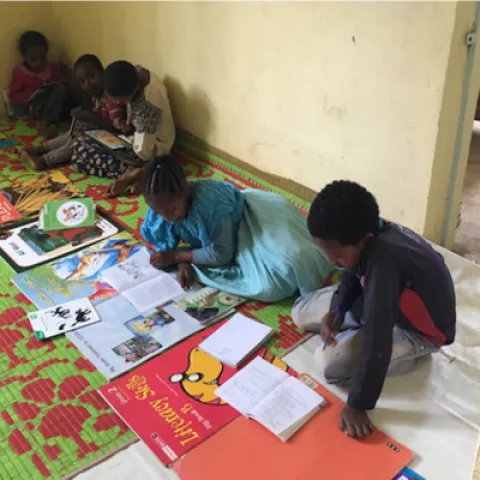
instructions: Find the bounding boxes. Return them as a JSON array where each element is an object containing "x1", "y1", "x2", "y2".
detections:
[
  {"x1": 28, "y1": 297, "x2": 100, "y2": 340},
  {"x1": 12, "y1": 232, "x2": 146, "y2": 309},
  {"x1": 174, "y1": 287, "x2": 245, "y2": 325},
  {"x1": 98, "y1": 324, "x2": 292, "y2": 465},
  {"x1": 85, "y1": 129, "x2": 130, "y2": 150},
  {"x1": 172, "y1": 374, "x2": 413, "y2": 480},
  {"x1": 67, "y1": 295, "x2": 203, "y2": 379},
  {"x1": 40, "y1": 197, "x2": 96, "y2": 231},
  {"x1": 393, "y1": 468, "x2": 425, "y2": 480},
  {"x1": 0, "y1": 215, "x2": 118, "y2": 268},
  {"x1": 0, "y1": 171, "x2": 83, "y2": 228},
  {"x1": 0, "y1": 192, "x2": 22, "y2": 224}
]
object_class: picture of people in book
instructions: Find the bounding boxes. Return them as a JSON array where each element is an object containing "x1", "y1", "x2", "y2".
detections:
[
  {"x1": 18, "y1": 223, "x2": 103, "y2": 255},
  {"x1": 53, "y1": 238, "x2": 143, "y2": 282},
  {"x1": 112, "y1": 336, "x2": 162, "y2": 363},
  {"x1": 170, "y1": 348, "x2": 290, "y2": 406},
  {"x1": 125, "y1": 308, "x2": 175, "y2": 337},
  {"x1": 182, "y1": 291, "x2": 243, "y2": 323}
]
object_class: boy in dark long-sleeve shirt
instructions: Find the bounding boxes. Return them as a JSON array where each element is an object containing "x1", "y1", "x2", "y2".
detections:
[{"x1": 292, "y1": 180, "x2": 456, "y2": 439}]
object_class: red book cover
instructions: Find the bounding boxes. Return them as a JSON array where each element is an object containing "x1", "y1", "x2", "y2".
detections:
[
  {"x1": 98, "y1": 321, "x2": 292, "y2": 465},
  {"x1": 0, "y1": 193, "x2": 22, "y2": 224}
]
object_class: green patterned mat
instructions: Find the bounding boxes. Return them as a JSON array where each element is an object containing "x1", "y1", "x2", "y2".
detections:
[{"x1": 0, "y1": 119, "x2": 338, "y2": 479}]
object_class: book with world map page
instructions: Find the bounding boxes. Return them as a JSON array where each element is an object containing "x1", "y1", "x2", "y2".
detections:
[{"x1": 40, "y1": 197, "x2": 96, "y2": 231}]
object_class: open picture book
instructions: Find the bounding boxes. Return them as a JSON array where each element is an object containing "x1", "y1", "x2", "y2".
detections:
[{"x1": 216, "y1": 357, "x2": 326, "y2": 441}]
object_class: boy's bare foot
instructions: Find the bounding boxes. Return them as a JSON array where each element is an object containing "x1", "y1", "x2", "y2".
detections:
[
  {"x1": 38, "y1": 121, "x2": 57, "y2": 139},
  {"x1": 106, "y1": 168, "x2": 143, "y2": 198},
  {"x1": 20, "y1": 150, "x2": 48, "y2": 171}
]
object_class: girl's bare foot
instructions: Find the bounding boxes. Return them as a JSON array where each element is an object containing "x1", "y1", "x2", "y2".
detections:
[
  {"x1": 38, "y1": 121, "x2": 57, "y2": 139},
  {"x1": 106, "y1": 168, "x2": 143, "y2": 198},
  {"x1": 20, "y1": 150, "x2": 48, "y2": 171}
]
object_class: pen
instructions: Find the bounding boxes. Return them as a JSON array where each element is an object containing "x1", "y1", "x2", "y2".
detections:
[{"x1": 323, "y1": 304, "x2": 343, "y2": 351}]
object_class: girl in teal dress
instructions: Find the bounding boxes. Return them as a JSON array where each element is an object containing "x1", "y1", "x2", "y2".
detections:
[{"x1": 141, "y1": 155, "x2": 332, "y2": 302}]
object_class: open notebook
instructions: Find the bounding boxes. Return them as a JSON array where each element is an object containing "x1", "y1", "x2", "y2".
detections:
[
  {"x1": 199, "y1": 313, "x2": 274, "y2": 367},
  {"x1": 216, "y1": 357, "x2": 325, "y2": 441}
]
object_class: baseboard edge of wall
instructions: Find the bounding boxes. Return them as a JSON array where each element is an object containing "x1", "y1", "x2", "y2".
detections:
[{"x1": 176, "y1": 129, "x2": 317, "y2": 205}]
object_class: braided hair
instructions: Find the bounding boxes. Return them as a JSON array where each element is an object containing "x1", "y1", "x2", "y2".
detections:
[{"x1": 144, "y1": 155, "x2": 186, "y2": 197}]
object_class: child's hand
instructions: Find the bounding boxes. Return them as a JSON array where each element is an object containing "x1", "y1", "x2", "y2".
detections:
[
  {"x1": 116, "y1": 119, "x2": 133, "y2": 135},
  {"x1": 339, "y1": 406, "x2": 374, "y2": 438},
  {"x1": 177, "y1": 263, "x2": 195, "y2": 290},
  {"x1": 150, "y1": 251, "x2": 177, "y2": 269},
  {"x1": 71, "y1": 107, "x2": 93, "y2": 121},
  {"x1": 319, "y1": 311, "x2": 339, "y2": 347}
]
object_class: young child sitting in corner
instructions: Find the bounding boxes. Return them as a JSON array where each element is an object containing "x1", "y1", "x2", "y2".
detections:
[
  {"x1": 140, "y1": 155, "x2": 332, "y2": 302},
  {"x1": 96, "y1": 60, "x2": 176, "y2": 197},
  {"x1": 292, "y1": 180, "x2": 456, "y2": 439},
  {"x1": 22, "y1": 54, "x2": 128, "y2": 171},
  {"x1": 9, "y1": 31, "x2": 71, "y2": 138}
]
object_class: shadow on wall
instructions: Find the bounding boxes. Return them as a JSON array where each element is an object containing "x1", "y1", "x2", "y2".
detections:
[{"x1": 163, "y1": 75, "x2": 215, "y2": 144}]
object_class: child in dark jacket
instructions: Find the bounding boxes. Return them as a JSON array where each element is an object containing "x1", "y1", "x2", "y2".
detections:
[{"x1": 293, "y1": 180, "x2": 456, "y2": 439}]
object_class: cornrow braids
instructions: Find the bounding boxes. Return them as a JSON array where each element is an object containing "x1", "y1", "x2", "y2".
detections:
[{"x1": 144, "y1": 155, "x2": 186, "y2": 197}]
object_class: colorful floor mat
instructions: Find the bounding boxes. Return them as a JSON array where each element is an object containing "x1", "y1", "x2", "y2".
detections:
[{"x1": 0, "y1": 118, "x2": 335, "y2": 479}]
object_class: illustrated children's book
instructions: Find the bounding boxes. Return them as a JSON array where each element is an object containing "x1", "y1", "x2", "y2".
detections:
[
  {"x1": 0, "y1": 215, "x2": 118, "y2": 268},
  {"x1": 0, "y1": 192, "x2": 22, "y2": 224},
  {"x1": 0, "y1": 171, "x2": 83, "y2": 228},
  {"x1": 28, "y1": 297, "x2": 100, "y2": 340},
  {"x1": 12, "y1": 232, "x2": 146, "y2": 309},
  {"x1": 172, "y1": 374, "x2": 413, "y2": 480},
  {"x1": 67, "y1": 295, "x2": 203, "y2": 379},
  {"x1": 174, "y1": 287, "x2": 245, "y2": 325},
  {"x1": 98, "y1": 323, "x2": 292, "y2": 465},
  {"x1": 85, "y1": 129, "x2": 130, "y2": 150},
  {"x1": 40, "y1": 197, "x2": 96, "y2": 231},
  {"x1": 101, "y1": 249, "x2": 184, "y2": 312}
]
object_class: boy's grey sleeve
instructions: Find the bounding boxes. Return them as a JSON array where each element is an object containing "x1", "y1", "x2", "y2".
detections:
[
  {"x1": 347, "y1": 252, "x2": 401, "y2": 410},
  {"x1": 335, "y1": 269, "x2": 363, "y2": 314},
  {"x1": 192, "y1": 215, "x2": 235, "y2": 266}
]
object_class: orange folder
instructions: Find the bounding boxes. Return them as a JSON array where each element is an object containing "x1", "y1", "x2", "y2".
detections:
[{"x1": 173, "y1": 374, "x2": 413, "y2": 480}]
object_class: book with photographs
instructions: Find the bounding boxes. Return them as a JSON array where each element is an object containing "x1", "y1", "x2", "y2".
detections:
[
  {"x1": 199, "y1": 313, "x2": 274, "y2": 367},
  {"x1": 28, "y1": 297, "x2": 101, "y2": 340},
  {"x1": 40, "y1": 197, "x2": 96, "y2": 232},
  {"x1": 0, "y1": 214, "x2": 118, "y2": 268},
  {"x1": 216, "y1": 357, "x2": 326, "y2": 442},
  {"x1": 174, "y1": 287, "x2": 245, "y2": 325}
]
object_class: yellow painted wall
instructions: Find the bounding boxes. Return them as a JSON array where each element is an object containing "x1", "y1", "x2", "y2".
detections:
[
  {"x1": 45, "y1": 3, "x2": 475, "y2": 242},
  {"x1": 0, "y1": 1, "x2": 59, "y2": 114}
]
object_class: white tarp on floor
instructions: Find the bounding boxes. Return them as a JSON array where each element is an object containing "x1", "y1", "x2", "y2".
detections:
[{"x1": 76, "y1": 245, "x2": 480, "y2": 480}]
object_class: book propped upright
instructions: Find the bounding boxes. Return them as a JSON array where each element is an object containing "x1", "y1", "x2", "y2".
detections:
[
  {"x1": 216, "y1": 357, "x2": 325, "y2": 441},
  {"x1": 40, "y1": 197, "x2": 96, "y2": 232},
  {"x1": 199, "y1": 313, "x2": 274, "y2": 367}
]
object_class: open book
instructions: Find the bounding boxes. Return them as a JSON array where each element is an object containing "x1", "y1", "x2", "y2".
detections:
[
  {"x1": 101, "y1": 248, "x2": 184, "y2": 312},
  {"x1": 174, "y1": 287, "x2": 245, "y2": 325},
  {"x1": 199, "y1": 313, "x2": 274, "y2": 367},
  {"x1": 216, "y1": 357, "x2": 326, "y2": 441}
]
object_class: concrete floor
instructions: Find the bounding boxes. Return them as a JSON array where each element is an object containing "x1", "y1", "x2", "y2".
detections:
[{"x1": 454, "y1": 122, "x2": 480, "y2": 263}]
